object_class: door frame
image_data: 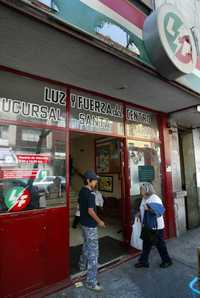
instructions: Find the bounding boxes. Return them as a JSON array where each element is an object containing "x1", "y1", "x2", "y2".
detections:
[{"x1": 68, "y1": 131, "x2": 131, "y2": 249}]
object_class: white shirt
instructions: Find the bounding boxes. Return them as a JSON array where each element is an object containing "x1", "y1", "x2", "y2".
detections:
[
  {"x1": 140, "y1": 194, "x2": 165, "y2": 230},
  {"x1": 95, "y1": 191, "x2": 104, "y2": 207}
]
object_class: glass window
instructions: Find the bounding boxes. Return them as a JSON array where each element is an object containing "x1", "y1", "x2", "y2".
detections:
[
  {"x1": 0, "y1": 125, "x2": 9, "y2": 146},
  {"x1": 0, "y1": 71, "x2": 66, "y2": 128},
  {"x1": 0, "y1": 125, "x2": 66, "y2": 213},
  {"x1": 22, "y1": 128, "x2": 41, "y2": 142},
  {"x1": 140, "y1": 0, "x2": 154, "y2": 8},
  {"x1": 128, "y1": 140, "x2": 162, "y2": 211},
  {"x1": 70, "y1": 90, "x2": 125, "y2": 136},
  {"x1": 38, "y1": 0, "x2": 52, "y2": 7},
  {"x1": 32, "y1": 0, "x2": 59, "y2": 11},
  {"x1": 129, "y1": 0, "x2": 154, "y2": 10},
  {"x1": 126, "y1": 106, "x2": 160, "y2": 140}
]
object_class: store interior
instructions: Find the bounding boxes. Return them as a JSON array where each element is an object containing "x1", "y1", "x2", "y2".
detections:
[{"x1": 69, "y1": 132, "x2": 126, "y2": 275}]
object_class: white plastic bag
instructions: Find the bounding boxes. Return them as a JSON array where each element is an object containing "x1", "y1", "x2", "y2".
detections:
[{"x1": 130, "y1": 218, "x2": 143, "y2": 250}]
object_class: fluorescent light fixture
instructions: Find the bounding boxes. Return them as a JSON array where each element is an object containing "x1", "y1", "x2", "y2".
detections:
[{"x1": 197, "y1": 105, "x2": 200, "y2": 112}]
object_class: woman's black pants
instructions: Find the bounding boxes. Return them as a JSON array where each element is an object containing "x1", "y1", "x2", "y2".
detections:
[{"x1": 139, "y1": 229, "x2": 171, "y2": 265}]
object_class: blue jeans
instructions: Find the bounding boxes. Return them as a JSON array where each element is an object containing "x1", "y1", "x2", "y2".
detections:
[{"x1": 79, "y1": 226, "x2": 99, "y2": 287}]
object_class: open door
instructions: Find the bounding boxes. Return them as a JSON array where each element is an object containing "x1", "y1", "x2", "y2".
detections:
[{"x1": 69, "y1": 133, "x2": 128, "y2": 276}]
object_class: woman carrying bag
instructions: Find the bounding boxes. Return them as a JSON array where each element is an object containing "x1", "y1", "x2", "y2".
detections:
[{"x1": 135, "y1": 182, "x2": 172, "y2": 269}]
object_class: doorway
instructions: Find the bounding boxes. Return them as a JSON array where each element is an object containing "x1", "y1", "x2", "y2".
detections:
[
  {"x1": 179, "y1": 130, "x2": 200, "y2": 229},
  {"x1": 69, "y1": 132, "x2": 128, "y2": 275}
]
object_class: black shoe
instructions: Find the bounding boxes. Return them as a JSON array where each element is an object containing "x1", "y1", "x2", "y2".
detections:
[
  {"x1": 160, "y1": 261, "x2": 173, "y2": 268},
  {"x1": 135, "y1": 262, "x2": 149, "y2": 268}
]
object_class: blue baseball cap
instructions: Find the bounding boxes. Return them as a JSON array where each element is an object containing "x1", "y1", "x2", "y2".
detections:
[{"x1": 83, "y1": 170, "x2": 99, "y2": 181}]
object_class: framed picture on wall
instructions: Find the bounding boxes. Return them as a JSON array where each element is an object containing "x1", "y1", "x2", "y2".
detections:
[
  {"x1": 96, "y1": 144, "x2": 110, "y2": 173},
  {"x1": 98, "y1": 176, "x2": 113, "y2": 192},
  {"x1": 96, "y1": 140, "x2": 120, "y2": 173}
]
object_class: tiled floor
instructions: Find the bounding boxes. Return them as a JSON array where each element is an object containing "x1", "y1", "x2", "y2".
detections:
[{"x1": 70, "y1": 218, "x2": 123, "y2": 247}]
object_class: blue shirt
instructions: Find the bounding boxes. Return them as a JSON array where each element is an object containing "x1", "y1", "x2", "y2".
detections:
[{"x1": 78, "y1": 187, "x2": 97, "y2": 228}]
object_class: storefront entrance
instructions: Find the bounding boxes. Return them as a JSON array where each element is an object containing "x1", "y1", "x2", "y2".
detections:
[
  {"x1": 0, "y1": 68, "x2": 175, "y2": 297},
  {"x1": 69, "y1": 132, "x2": 128, "y2": 275}
]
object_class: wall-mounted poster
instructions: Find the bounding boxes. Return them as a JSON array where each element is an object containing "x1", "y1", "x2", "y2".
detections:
[
  {"x1": 99, "y1": 176, "x2": 113, "y2": 193},
  {"x1": 129, "y1": 148, "x2": 145, "y2": 196},
  {"x1": 96, "y1": 144, "x2": 110, "y2": 173},
  {"x1": 138, "y1": 165, "x2": 155, "y2": 182},
  {"x1": 96, "y1": 139, "x2": 120, "y2": 173}
]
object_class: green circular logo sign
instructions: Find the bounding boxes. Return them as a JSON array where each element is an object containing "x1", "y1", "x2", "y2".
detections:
[
  {"x1": 159, "y1": 5, "x2": 197, "y2": 74},
  {"x1": 4, "y1": 186, "x2": 31, "y2": 212},
  {"x1": 143, "y1": 4, "x2": 197, "y2": 79}
]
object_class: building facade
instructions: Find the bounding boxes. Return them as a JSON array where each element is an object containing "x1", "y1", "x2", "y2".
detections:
[{"x1": 0, "y1": 0, "x2": 200, "y2": 297}]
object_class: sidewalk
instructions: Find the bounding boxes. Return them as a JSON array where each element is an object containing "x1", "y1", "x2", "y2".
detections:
[{"x1": 48, "y1": 228, "x2": 200, "y2": 298}]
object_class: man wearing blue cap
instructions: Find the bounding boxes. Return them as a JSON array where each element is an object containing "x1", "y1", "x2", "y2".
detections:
[{"x1": 79, "y1": 170, "x2": 106, "y2": 292}]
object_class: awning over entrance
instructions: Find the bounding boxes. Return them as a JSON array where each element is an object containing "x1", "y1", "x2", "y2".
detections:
[
  {"x1": 1, "y1": 2, "x2": 200, "y2": 114},
  {"x1": 170, "y1": 106, "x2": 200, "y2": 129}
]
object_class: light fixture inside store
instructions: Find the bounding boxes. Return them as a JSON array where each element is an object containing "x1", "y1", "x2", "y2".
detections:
[{"x1": 197, "y1": 105, "x2": 200, "y2": 112}]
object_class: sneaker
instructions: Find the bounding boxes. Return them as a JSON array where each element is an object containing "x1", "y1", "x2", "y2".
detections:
[
  {"x1": 85, "y1": 283, "x2": 104, "y2": 292},
  {"x1": 134, "y1": 262, "x2": 149, "y2": 268},
  {"x1": 160, "y1": 261, "x2": 173, "y2": 268}
]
